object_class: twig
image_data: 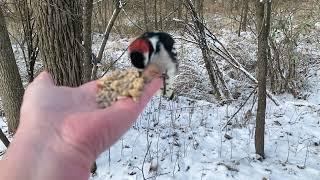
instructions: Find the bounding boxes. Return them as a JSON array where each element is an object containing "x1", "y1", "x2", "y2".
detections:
[
  {"x1": 121, "y1": 7, "x2": 144, "y2": 31},
  {"x1": 161, "y1": 6, "x2": 181, "y2": 23},
  {"x1": 91, "y1": 0, "x2": 124, "y2": 80},
  {"x1": 174, "y1": 12, "x2": 280, "y2": 106},
  {"x1": 100, "y1": 47, "x2": 128, "y2": 77},
  {"x1": 221, "y1": 88, "x2": 256, "y2": 130},
  {"x1": 146, "y1": 172, "x2": 170, "y2": 180},
  {"x1": 217, "y1": 162, "x2": 239, "y2": 172},
  {"x1": 173, "y1": 37, "x2": 199, "y2": 45},
  {"x1": 141, "y1": 142, "x2": 152, "y2": 180}
]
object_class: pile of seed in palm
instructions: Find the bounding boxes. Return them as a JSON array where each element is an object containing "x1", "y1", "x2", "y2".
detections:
[{"x1": 96, "y1": 68, "x2": 147, "y2": 108}]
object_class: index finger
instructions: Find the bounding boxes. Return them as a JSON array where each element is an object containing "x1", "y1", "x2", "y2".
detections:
[
  {"x1": 79, "y1": 77, "x2": 163, "y2": 111},
  {"x1": 77, "y1": 78, "x2": 163, "y2": 151}
]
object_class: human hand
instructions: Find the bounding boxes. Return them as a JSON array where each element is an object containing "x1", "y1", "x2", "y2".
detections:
[{"x1": 0, "y1": 71, "x2": 162, "y2": 180}]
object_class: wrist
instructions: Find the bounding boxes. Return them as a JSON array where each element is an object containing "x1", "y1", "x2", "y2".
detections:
[{"x1": 0, "y1": 120, "x2": 92, "y2": 180}]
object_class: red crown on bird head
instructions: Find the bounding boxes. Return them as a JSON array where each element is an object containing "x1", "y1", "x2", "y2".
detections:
[{"x1": 128, "y1": 38, "x2": 151, "y2": 53}]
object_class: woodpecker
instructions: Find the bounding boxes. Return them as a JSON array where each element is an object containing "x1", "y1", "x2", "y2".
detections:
[{"x1": 128, "y1": 32, "x2": 177, "y2": 99}]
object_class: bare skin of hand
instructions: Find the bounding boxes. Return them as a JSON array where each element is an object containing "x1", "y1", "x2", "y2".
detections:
[{"x1": 0, "y1": 72, "x2": 163, "y2": 180}]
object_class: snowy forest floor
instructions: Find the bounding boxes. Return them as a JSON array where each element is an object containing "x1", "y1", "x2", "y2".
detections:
[{"x1": 1, "y1": 26, "x2": 320, "y2": 180}]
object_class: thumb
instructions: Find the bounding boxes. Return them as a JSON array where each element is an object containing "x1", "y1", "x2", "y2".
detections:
[
  {"x1": 33, "y1": 71, "x2": 55, "y2": 87},
  {"x1": 24, "y1": 71, "x2": 55, "y2": 94}
]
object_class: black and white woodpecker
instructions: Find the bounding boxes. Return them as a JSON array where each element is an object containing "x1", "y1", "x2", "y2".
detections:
[{"x1": 128, "y1": 32, "x2": 178, "y2": 99}]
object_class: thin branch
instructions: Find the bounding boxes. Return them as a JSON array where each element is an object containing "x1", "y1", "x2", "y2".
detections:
[
  {"x1": 121, "y1": 7, "x2": 143, "y2": 31},
  {"x1": 141, "y1": 142, "x2": 152, "y2": 180},
  {"x1": 161, "y1": 6, "x2": 181, "y2": 23},
  {"x1": 100, "y1": 47, "x2": 127, "y2": 77},
  {"x1": 175, "y1": 16, "x2": 280, "y2": 106},
  {"x1": 91, "y1": 1, "x2": 124, "y2": 80},
  {"x1": 173, "y1": 37, "x2": 199, "y2": 45},
  {"x1": 221, "y1": 88, "x2": 257, "y2": 130}
]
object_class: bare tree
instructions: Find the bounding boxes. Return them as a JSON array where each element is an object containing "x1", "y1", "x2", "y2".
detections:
[
  {"x1": 143, "y1": 0, "x2": 149, "y2": 31},
  {"x1": 196, "y1": 0, "x2": 204, "y2": 20},
  {"x1": 175, "y1": 1, "x2": 279, "y2": 105},
  {"x1": 91, "y1": 0, "x2": 123, "y2": 80},
  {"x1": 16, "y1": 0, "x2": 39, "y2": 82},
  {"x1": 35, "y1": 0, "x2": 83, "y2": 86},
  {"x1": 0, "y1": 6, "x2": 25, "y2": 133},
  {"x1": 159, "y1": 0, "x2": 163, "y2": 30},
  {"x1": 238, "y1": 0, "x2": 249, "y2": 36},
  {"x1": 255, "y1": 0, "x2": 272, "y2": 158},
  {"x1": 184, "y1": 0, "x2": 231, "y2": 100},
  {"x1": 154, "y1": 0, "x2": 158, "y2": 29},
  {"x1": 83, "y1": 0, "x2": 94, "y2": 83}
]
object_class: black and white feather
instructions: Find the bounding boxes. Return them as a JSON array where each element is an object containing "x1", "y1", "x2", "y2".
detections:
[{"x1": 128, "y1": 32, "x2": 178, "y2": 99}]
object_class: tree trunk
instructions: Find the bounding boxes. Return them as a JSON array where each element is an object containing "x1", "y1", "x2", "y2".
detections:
[
  {"x1": 242, "y1": 0, "x2": 249, "y2": 31},
  {"x1": 104, "y1": 0, "x2": 108, "y2": 28},
  {"x1": 177, "y1": 0, "x2": 183, "y2": 20},
  {"x1": 83, "y1": 0, "x2": 94, "y2": 83},
  {"x1": 154, "y1": 0, "x2": 158, "y2": 30},
  {"x1": 164, "y1": 0, "x2": 169, "y2": 28},
  {"x1": 143, "y1": 0, "x2": 149, "y2": 31},
  {"x1": 0, "y1": 7, "x2": 25, "y2": 134},
  {"x1": 97, "y1": 1, "x2": 103, "y2": 32},
  {"x1": 185, "y1": 0, "x2": 222, "y2": 99},
  {"x1": 238, "y1": 0, "x2": 249, "y2": 36},
  {"x1": 35, "y1": 0, "x2": 83, "y2": 87},
  {"x1": 255, "y1": 0, "x2": 271, "y2": 159},
  {"x1": 159, "y1": 0, "x2": 163, "y2": 30}
]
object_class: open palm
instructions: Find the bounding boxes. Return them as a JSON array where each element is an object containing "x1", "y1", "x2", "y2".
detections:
[{"x1": 18, "y1": 72, "x2": 162, "y2": 166}]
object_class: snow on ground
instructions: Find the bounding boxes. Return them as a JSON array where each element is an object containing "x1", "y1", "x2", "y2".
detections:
[
  {"x1": 89, "y1": 88, "x2": 320, "y2": 179},
  {"x1": 0, "y1": 29, "x2": 319, "y2": 179},
  {"x1": 88, "y1": 32, "x2": 320, "y2": 179}
]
